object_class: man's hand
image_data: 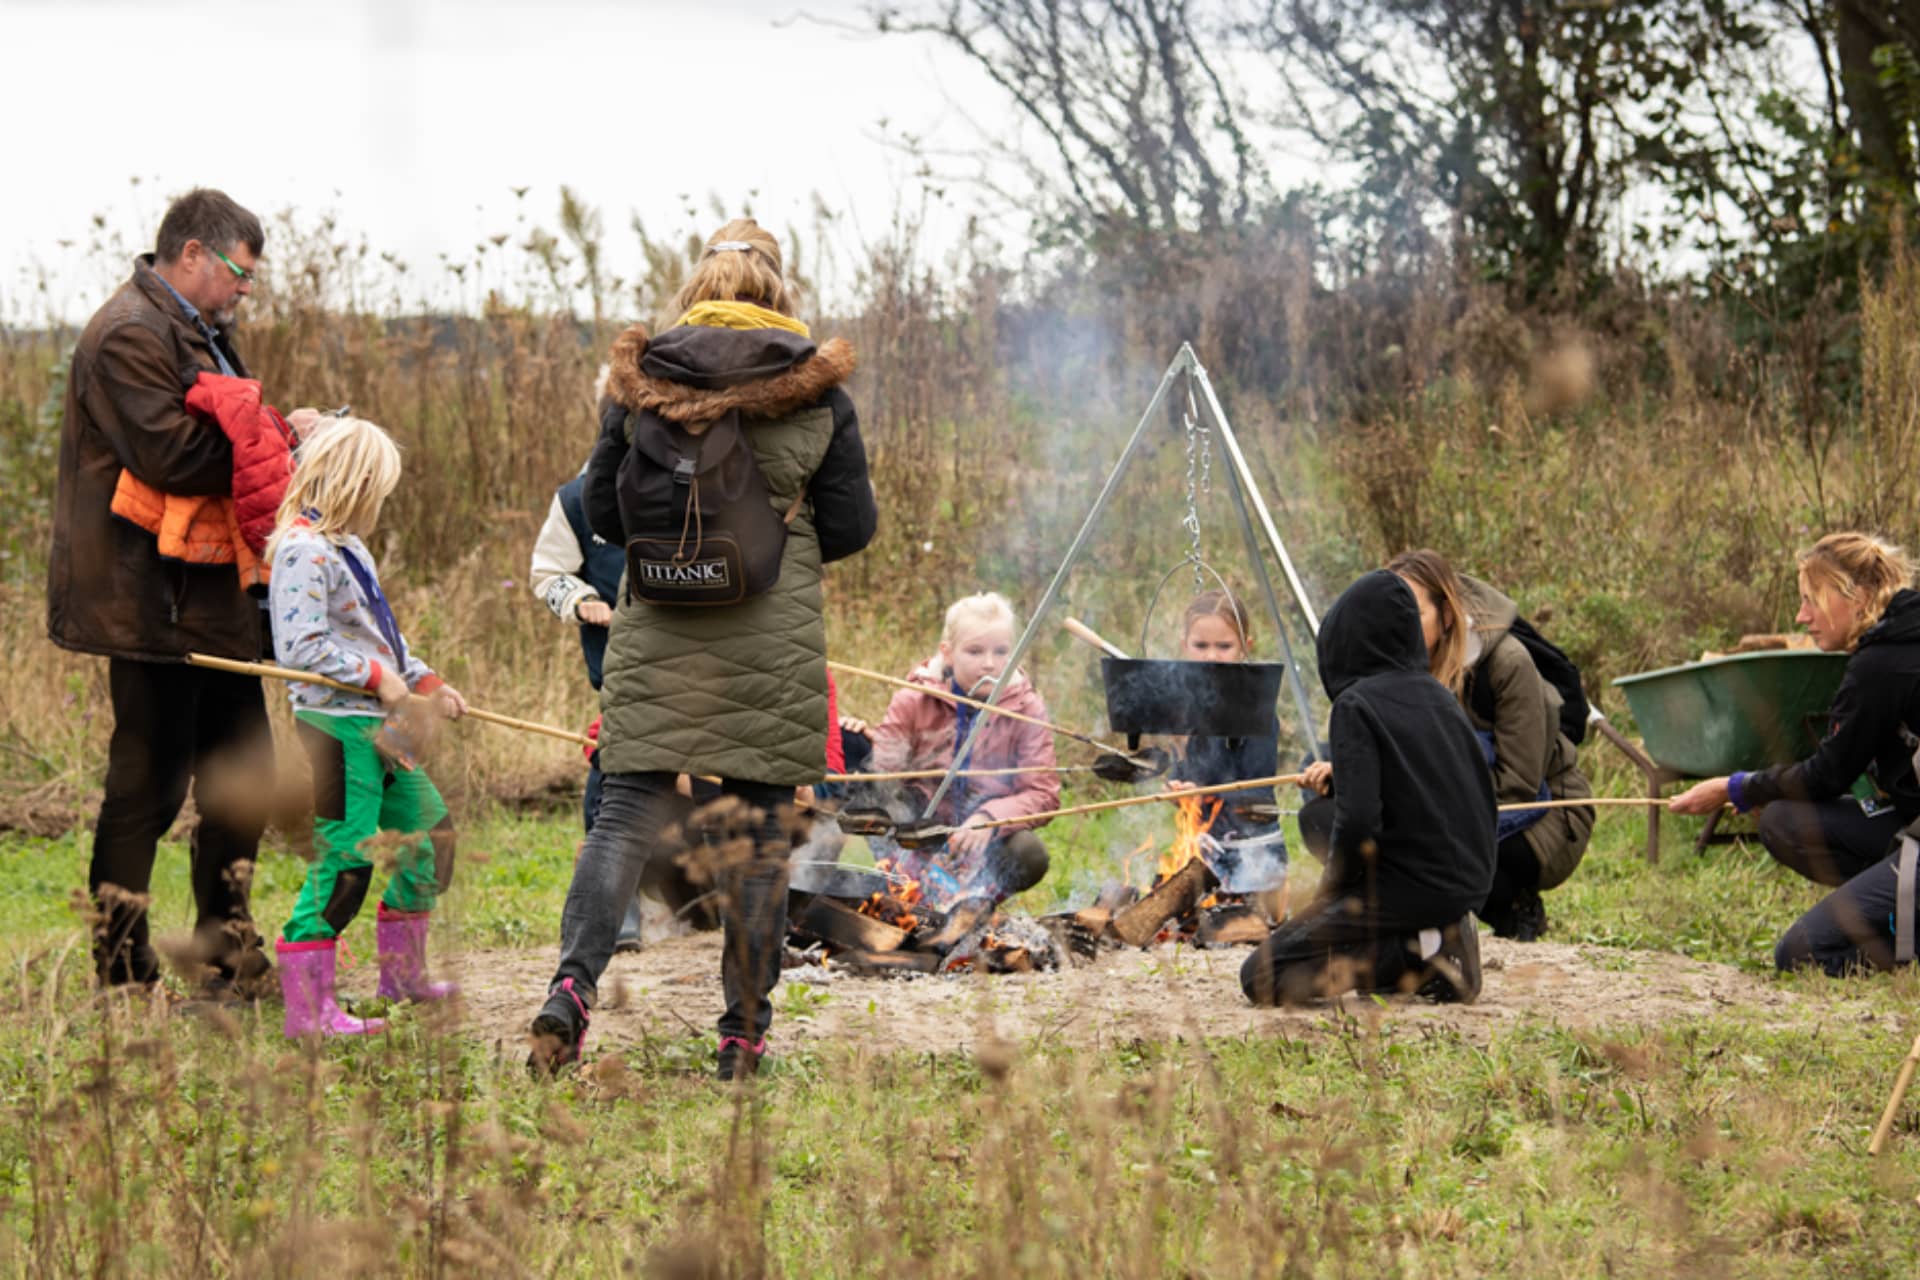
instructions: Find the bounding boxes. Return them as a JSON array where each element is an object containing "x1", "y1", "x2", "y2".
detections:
[
  {"x1": 838, "y1": 714, "x2": 869, "y2": 736},
  {"x1": 1669, "y1": 777, "x2": 1731, "y2": 815},
  {"x1": 286, "y1": 407, "x2": 322, "y2": 435},
  {"x1": 948, "y1": 812, "x2": 994, "y2": 857},
  {"x1": 1302, "y1": 761, "x2": 1333, "y2": 796},
  {"x1": 430, "y1": 684, "x2": 468, "y2": 720},
  {"x1": 576, "y1": 599, "x2": 613, "y2": 626}
]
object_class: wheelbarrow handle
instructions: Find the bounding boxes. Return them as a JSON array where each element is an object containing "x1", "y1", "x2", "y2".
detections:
[{"x1": 185, "y1": 653, "x2": 595, "y2": 748}]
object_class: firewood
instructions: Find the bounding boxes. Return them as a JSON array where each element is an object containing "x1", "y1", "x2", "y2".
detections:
[
  {"x1": 1094, "y1": 882, "x2": 1141, "y2": 912},
  {"x1": 1037, "y1": 913, "x2": 1103, "y2": 963},
  {"x1": 1070, "y1": 906, "x2": 1113, "y2": 935},
  {"x1": 924, "y1": 896, "x2": 995, "y2": 954},
  {"x1": 792, "y1": 896, "x2": 913, "y2": 954},
  {"x1": 828, "y1": 949, "x2": 940, "y2": 976},
  {"x1": 987, "y1": 947, "x2": 1034, "y2": 974},
  {"x1": 1111, "y1": 859, "x2": 1220, "y2": 947},
  {"x1": 1196, "y1": 908, "x2": 1272, "y2": 947}
]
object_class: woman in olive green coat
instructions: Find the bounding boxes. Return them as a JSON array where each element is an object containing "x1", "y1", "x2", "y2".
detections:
[{"x1": 529, "y1": 220, "x2": 876, "y2": 1081}]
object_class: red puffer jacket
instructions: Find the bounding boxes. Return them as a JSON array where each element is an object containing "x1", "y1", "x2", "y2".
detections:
[{"x1": 183, "y1": 372, "x2": 297, "y2": 551}]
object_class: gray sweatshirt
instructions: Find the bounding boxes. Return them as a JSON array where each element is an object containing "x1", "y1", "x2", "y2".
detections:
[{"x1": 270, "y1": 524, "x2": 438, "y2": 716}]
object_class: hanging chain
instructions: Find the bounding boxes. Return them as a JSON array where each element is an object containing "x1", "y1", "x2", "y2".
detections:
[{"x1": 1180, "y1": 377, "x2": 1212, "y2": 586}]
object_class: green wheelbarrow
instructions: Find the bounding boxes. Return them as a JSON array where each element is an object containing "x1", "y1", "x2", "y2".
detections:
[{"x1": 1604, "y1": 649, "x2": 1850, "y2": 862}]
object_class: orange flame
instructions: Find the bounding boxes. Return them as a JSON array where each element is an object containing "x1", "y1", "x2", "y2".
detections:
[
  {"x1": 1157, "y1": 795, "x2": 1221, "y2": 883},
  {"x1": 858, "y1": 857, "x2": 924, "y2": 930}
]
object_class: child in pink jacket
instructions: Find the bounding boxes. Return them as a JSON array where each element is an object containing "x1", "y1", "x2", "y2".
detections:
[{"x1": 868, "y1": 592, "x2": 1059, "y2": 904}]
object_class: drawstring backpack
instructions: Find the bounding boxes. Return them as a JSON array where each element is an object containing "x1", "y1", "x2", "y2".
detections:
[{"x1": 615, "y1": 408, "x2": 803, "y2": 606}]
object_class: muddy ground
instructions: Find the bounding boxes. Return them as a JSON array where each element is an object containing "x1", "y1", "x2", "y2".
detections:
[{"x1": 448, "y1": 931, "x2": 1878, "y2": 1059}]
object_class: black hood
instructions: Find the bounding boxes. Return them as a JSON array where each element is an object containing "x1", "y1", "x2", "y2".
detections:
[
  {"x1": 640, "y1": 324, "x2": 816, "y2": 390},
  {"x1": 1862, "y1": 588, "x2": 1920, "y2": 648},
  {"x1": 1317, "y1": 570, "x2": 1429, "y2": 700}
]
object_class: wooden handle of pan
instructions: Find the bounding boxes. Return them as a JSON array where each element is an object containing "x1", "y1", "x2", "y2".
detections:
[{"x1": 1063, "y1": 617, "x2": 1131, "y2": 660}]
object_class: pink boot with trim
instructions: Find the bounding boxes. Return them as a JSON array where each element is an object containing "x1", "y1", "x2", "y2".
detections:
[
  {"x1": 375, "y1": 905, "x2": 458, "y2": 1002},
  {"x1": 277, "y1": 938, "x2": 387, "y2": 1038}
]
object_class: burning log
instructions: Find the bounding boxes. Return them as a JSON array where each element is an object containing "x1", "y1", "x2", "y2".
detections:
[
  {"x1": 792, "y1": 896, "x2": 913, "y2": 954},
  {"x1": 1111, "y1": 857, "x2": 1220, "y2": 947},
  {"x1": 924, "y1": 896, "x2": 995, "y2": 955}
]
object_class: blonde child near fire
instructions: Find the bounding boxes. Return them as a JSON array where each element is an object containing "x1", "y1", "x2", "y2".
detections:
[
  {"x1": 866, "y1": 592, "x2": 1059, "y2": 904},
  {"x1": 1164, "y1": 590, "x2": 1286, "y2": 848},
  {"x1": 266, "y1": 416, "x2": 466, "y2": 1038}
]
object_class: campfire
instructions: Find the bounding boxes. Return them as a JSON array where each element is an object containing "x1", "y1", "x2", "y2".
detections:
[
  {"x1": 787, "y1": 860, "x2": 1061, "y2": 977},
  {"x1": 1042, "y1": 795, "x2": 1286, "y2": 953},
  {"x1": 785, "y1": 798, "x2": 1284, "y2": 977}
]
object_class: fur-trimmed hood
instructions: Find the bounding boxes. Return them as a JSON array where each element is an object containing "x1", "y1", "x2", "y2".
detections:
[{"x1": 603, "y1": 321, "x2": 856, "y2": 428}]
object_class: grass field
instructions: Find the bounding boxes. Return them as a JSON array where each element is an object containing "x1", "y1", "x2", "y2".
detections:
[{"x1": 1, "y1": 793, "x2": 1917, "y2": 1277}]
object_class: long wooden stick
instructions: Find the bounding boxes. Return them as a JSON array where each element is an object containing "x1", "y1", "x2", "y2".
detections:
[
  {"x1": 1497, "y1": 797, "x2": 1736, "y2": 813},
  {"x1": 1871, "y1": 1030, "x2": 1920, "y2": 1155},
  {"x1": 828, "y1": 661, "x2": 1127, "y2": 755},
  {"x1": 971, "y1": 773, "x2": 1305, "y2": 832},
  {"x1": 824, "y1": 765, "x2": 1093, "y2": 783},
  {"x1": 186, "y1": 652, "x2": 594, "y2": 748}
]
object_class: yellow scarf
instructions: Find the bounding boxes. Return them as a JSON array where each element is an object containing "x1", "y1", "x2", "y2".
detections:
[{"x1": 676, "y1": 299, "x2": 810, "y2": 337}]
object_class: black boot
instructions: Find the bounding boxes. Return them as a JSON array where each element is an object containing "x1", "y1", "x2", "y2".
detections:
[
  {"x1": 1509, "y1": 887, "x2": 1547, "y2": 942},
  {"x1": 1418, "y1": 913, "x2": 1483, "y2": 1005},
  {"x1": 527, "y1": 978, "x2": 591, "y2": 1078}
]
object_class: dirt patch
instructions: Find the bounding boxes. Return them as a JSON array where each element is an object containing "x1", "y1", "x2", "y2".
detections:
[{"x1": 448, "y1": 932, "x2": 1868, "y2": 1058}]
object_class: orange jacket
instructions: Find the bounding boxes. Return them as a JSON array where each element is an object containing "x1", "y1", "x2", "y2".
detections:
[{"x1": 109, "y1": 373, "x2": 297, "y2": 593}]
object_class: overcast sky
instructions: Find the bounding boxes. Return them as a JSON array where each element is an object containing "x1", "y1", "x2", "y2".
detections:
[{"x1": 2, "y1": 0, "x2": 1010, "y2": 320}]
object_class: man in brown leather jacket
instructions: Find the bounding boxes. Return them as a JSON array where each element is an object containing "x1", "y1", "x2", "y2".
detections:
[{"x1": 48, "y1": 188, "x2": 287, "y2": 994}]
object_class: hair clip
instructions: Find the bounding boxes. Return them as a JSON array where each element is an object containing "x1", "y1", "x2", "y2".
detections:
[{"x1": 706, "y1": 240, "x2": 755, "y2": 255}]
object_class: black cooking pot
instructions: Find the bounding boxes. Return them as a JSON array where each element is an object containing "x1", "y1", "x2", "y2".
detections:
[{"x1": 1101, "y1": 657, "x2": 1287, "y2": 738}]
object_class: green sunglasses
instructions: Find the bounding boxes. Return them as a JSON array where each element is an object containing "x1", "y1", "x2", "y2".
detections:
[{"x1": 206, "y1": 244, "x2": 256, "y2": 284}]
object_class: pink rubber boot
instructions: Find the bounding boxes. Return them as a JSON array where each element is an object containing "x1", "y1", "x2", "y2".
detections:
[
  {"x1": 375, "y1": 905, "x2": 459, "y2": 1002},
  {"x1": 277, "y1": 939, "x2": 387, "y2": 1038}
]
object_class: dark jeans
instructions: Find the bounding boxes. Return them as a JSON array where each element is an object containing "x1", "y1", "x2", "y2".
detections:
[
  {"x1": 1478, "y1": 833, "x2": 1542, "y2": 935},
  {"x1": 1241, "y1": 892, "x2": 1440, "y2": 1006},
  {"x1": 1756, "y1": 798, "x2": 1902, "y2": 888},
  {"x1": 545, "y1": 771, "x2": 793, "y2": 1042},
  {"x1": 91, "y1": 658, "x2": 272, "y2": 985},
  {"x1": 1776, "y1": 846, "x2": 1919, "y2": 975}
]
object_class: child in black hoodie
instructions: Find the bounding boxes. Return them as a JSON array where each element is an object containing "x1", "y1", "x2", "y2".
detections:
[{"x1": 1241, "y1": 571, "x2": 1496, "y2": 1006}]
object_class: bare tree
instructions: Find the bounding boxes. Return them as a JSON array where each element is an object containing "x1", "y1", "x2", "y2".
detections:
[{"x1": 873, "y1": 0, "x2": 1264, "y2": 242}]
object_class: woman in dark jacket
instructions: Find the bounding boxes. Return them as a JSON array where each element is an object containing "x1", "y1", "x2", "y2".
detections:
[
  {"x1": 1242, "y1": 571, "x2": 1494, "y2": 1006},
  {"x1": 528, "y1": 219, "x2": 877, "y2": 1080},
  {"x1": 1671, "y1": 533, "x2": 1920, "y2": 975},
  {"x1": 1296, "y1": 552, "x2": 1593, "y2": 941}
]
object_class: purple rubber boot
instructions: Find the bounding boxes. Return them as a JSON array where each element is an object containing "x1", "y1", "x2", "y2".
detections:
[
  {"x1": 375, "y1": 905, "x2": 458, "y2": 1002},
  {"x1": 277, "y1": 938, "x2": 386, "y2": 1038}
]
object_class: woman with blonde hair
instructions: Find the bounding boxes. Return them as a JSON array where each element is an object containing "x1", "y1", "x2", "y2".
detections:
[
  {"x1": 528, "y1": 218, "x2": 876, "y2": 1080},
  {"x1": 1298, "y1": 549, "x2": 1594, "y2": 940},
  {"x1": 1673, "y1": 533, "x2": 1920, "y2": 885}
]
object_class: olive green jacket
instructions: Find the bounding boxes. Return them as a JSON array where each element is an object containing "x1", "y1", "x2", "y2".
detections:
[
  {"x1": 1460, "y1": 576, "x2": 1594, "y2": 890},
  {"x1": 586, "y1": 322, "x2": 873, "y2": 784}
]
